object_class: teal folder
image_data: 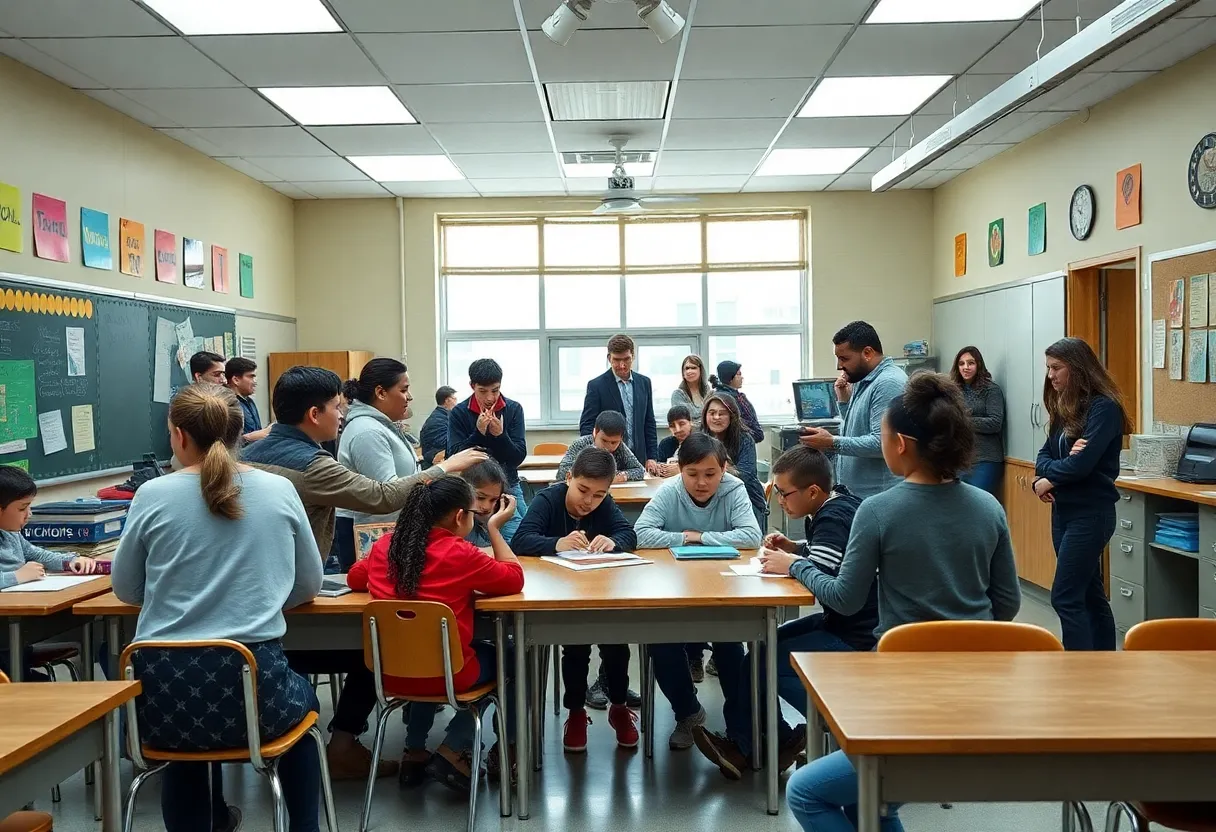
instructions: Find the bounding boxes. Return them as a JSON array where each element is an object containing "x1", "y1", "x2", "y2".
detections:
[{"x1": 670, "y1": 545, "x2": 741, "y2": 560}]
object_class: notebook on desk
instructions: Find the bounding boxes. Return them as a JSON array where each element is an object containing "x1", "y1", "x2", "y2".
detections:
[{"x1": 670, "y1": 545, "x2": 741, "y2": 560}]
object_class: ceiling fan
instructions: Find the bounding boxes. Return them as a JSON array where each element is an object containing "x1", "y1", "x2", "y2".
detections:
[{"x1": 564, "y1": 137, "x2": 700, "y2": 215}]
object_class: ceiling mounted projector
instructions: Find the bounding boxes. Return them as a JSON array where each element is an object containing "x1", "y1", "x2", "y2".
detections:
[{"x1": 541, "y1": 0, "x2": 685, "y2": 46}]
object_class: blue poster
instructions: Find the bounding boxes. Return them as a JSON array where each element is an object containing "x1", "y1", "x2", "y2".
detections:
[{"x1": 80, "y1": 207, "x2": 112, "y2": 270}]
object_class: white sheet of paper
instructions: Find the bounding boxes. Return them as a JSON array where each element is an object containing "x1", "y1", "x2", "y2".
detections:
[
  {"x1": 1189, "y1": 274, "x2": 1209, "y2": 329},
  {"x1": 1152, "y1": 319, "x2": 1167, "y2": 369},
  {"x1": 541, "y1": 555, "x2": 651, "y2": 572},
  {"x1": 611, "y1": 481, "x2": 651, "y2": 489},
  {"x1": 0, "y1": 574, "x2": 104, "y2": 593},
  {"x1": 65, "y1": 326, "x2": 86, "y2": 377},
  {"x1": 71, "y1": 404, "x2": 95, "y2": 453},
  {"x1": 0, "y1": 439, "x2": 26, "y2": 454},
  {"x1": 153, "y1": 316, "x2": 176, "y2": 403},
  {"x1": 1168, "y1": 329, "x2": 1184, "y2": 380},
  {"x1": 726, "y1": 557, "x2": 790, "y2": 578},
  {"x1": 38, "y1": 409, "x2": 68, "y2": 454}
]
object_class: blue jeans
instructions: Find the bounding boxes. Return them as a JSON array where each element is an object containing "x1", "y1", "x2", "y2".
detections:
[
  {"x1": 404, "y1": 640, "x2": 515, "y2": 753},
  {"x1": 1051, "y1": 507, "x2": 1116, "y2": 651},
  {"x1": 651, "y1": 641, "x2": 743, "y2": 722},
  {"x1": 961, "y1": 461, "x2": 1003, "y2": 497},
  {"x1": 787, "y1": 750, "x2": 903, "y2": 832},
  {"x1": 724, "y1": 613, "x2": 854, "y2": 756},
  {"x1": 500, "y1": 482, "x2": 528, "y2": 543}
]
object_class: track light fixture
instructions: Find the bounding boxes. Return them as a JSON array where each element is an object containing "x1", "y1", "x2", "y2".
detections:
[
  {"x1": 633, "y1": 0, "x2": 685, "y2": 43},
  {"x1": 541, "y1": 0, "x2": 686, "y2": 46}
]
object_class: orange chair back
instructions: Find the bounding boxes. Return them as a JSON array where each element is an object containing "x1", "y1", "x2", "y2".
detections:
[
  {"x1": 763, "y1": 479, "x2": 774, "y2": 501},
  {"x1": 1124, "y1": 618, "x2": 1216, "y2": 651},
  {"x1": 363, "y1": 600, "x2": 464, "y2": 680},
  {"x1": 533, "y1": 442, "x2": 568, "y2": 455},
  {"x1": 0, "y1": 670, "x2": 8, "y2": 683},
  {"x1": 878, "y1": 620, "x2": 1063, "y2": 653}
]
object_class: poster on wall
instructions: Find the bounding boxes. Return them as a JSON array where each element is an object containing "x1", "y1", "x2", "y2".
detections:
[
  {"x1": 1168, "y1": 329, "x2": 1184, "y2": 380},
  {"x1": 1027, "y1": 202, "x2": 1046, "y2": 256},
  {"x1": 120, "y1": 218, "x2": 144, "y2": 277},
  {"x1": 211, "y1": 245, "x2": 230, "y2": 293},
  {"x1": 183, "y1": 237, "x2": 205, "y2": 289},
  {"x1": 1168, "y1": 278, "x2": 1185, "y2": 328},
  {"x1": 1190, "y1": 274, "x2": 1210, "y2": 328},
  {"x1": 953, "y1": 234, "x2": 966, "y2": 277},
  {"x1": 1187, "y1": 329, "x2": 1208, "y2": 383},
  {"x1": 0, "y1": 181, "x2": 22, "y2": 254},
  {"x1": 239, "y1": 253, "x2": 254, "y2": 298},
  {"x1": 154, "y1": 230, "x2": 178, "y2": 284},
  {"x1": 987, "y1": 219, "x2": 1004, "y2": 267},
  {"x1": 1115, "y1": 163, "x2": 1142, "y2": 230},
  {"x1": 31, "y1": 194, "x2": 69, "y2": 262},
  {"x1": 80, "y1": 208, "x2": 112, "y2": 270}
]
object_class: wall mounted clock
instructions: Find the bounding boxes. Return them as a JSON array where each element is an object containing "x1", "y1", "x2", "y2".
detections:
[
  {"x1": 1189, "y1": 132, "x2": 1216, "y2": 209},
  {"x1": 1070, "y1": 184, "x2": 1095, "y2": 240}
]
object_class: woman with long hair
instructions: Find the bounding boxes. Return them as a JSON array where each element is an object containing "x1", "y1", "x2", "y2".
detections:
[
  {"x1": 1033, "y1": 337, "x2": 1130, "y2": 651},
  {"x1": 671, "y1": 354, "x2": 711, "y2": 421},
  {"x1": 949, "y1": 345, "x2": 1005, "y2": 497},
  {"x1": 710, "y1": 360, "x2": 765, "y2": 443},
  {"x1": 702, "y1": 393, "x2": 769, "y2": 532}
]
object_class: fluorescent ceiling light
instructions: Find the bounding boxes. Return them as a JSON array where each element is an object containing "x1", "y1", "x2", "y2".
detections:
[
  {"x1": 867, "y1": 0, "x2": 1042, "y2": 23},
  {"x1": 757, "y1": 148, "x2": 868, "y2": 176},
  {"x1": 259, "y1": 87, "x2": 415, "y2": 126},
  {"x1": 798, "y1": 76, "x2": 952, "y2": 118},
  {"x1": 348, "y1": 155, "x2": 464, "y2": 182},
  {"x1": 546, "y1": 81, "x2": 670, "y2": 121},
  {"x1": 140, "y1": 0, "x2": 340, "y2": 34},
  {"x1": 562, "y1": 161, "x2": 656, "y2": 178}
]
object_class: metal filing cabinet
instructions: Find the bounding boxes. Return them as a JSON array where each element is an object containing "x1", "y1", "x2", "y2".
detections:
[{"x1": 768, "y1": 423, "x2": 839, "y2": 538}]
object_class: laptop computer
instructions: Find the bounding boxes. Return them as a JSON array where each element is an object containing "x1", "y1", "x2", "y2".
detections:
[{"x1": 792, "y1": 378, "x2": 840, "y2": 425}]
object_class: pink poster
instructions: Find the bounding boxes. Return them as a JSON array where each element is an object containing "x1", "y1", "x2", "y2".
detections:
[
  {"x1": 32, "y1": 193, "x2": 69, "y2": 262},
  {"x1": 154, "y1": 229, "x2": 178, "y2": 283}
]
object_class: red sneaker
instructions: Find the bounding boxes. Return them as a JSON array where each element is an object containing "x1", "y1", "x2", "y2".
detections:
[
  {"x1": 563, "y1": 708, "x2": 590, "y2": 753},
  {"x1": 608, "y1": 704, "x2": 639, "y2": 749}
]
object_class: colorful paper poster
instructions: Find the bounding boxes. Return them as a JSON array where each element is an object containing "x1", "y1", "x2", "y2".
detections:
[
  {"x1": 183, "y1": 237, "x2": 205, "y2": 289},
  {"x1": 31, "y1": 194, "x2": 69, "y2": 262},
  {"x1": 80, "y1": 207, "x2": 112, "y2": 270},
  {"x1": 153, "y1": 316, "x2": 176, "y2": 404},
  {"x1": 154, "y1": 229, "x2": 178, "y2": 283},
  {"x1": 0, "y1": 181, "x2": 21, "y2": 253},
  {"x1": 1189, "y1": 275, "x2": 1210, "y2": 329},
  {"x1": 120, "y1": 218, "x2": 144, "y2": 277},
  {"x1": 1152, "y1": 319, "x2": 1166, "y2": 369},
  {"x1": 1168, "y1": 278, "x2": 1185, "y2": 328},
  {"x1": 953, "y1": 233, "x2": 966, "y2": 277},
  {"x1": 174, "y1": 318, "x2": 195, "y2": 370},
  {"x1": 1115, "y1": 163, "x2": 1141, "y2": 229},
  {"x1": 1210, "y1": 331, "x2": 1216, "y2": 384},
  {"x1": 1168, "y1": 329, "x2": 1184, "y2": 380},
  {"x1": 211, "y1": 245, "x2": 230, "y2": 293},
  {"x1": 0, "y1": 361, "x2": 37, "y2": 443},
  {"x1": 987, "y1": 219, "x2": 1004, "y2": 267},
  {"x1": 65, "y1": 327, "x2": 86, "y2": 377},
  {"x1": 37, "y1": 409, "x2": 67, "y2": 455},
  {"x1": 0, "y1": 459, "x2": 29, "y2": 472},
  {"x1": 71, "y1": 404, "x2": 95, "y2": 453},
  {"x1": 1027, "y1": 202, "x2": 1046, "y2": 256},
  {"x1": 239, "y1": 253, "x2": 254, "y2": 298},
  {"x1": 1187, "y1": 329, "x2": 1209, "y2": 383}
]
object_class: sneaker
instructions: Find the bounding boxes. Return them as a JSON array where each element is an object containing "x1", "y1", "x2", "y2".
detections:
[
  {"x1": 398, "y1": 749, "x2": 430, "y2": 788},
  {"x1": 486, "y1": 742, "x2": 516, "y2": 785},
  {"x1": 625, "y1": 687, "x2": 642, "y2": 709},
  {"x1": 777, "y1": 725, "x2": 808, "y2": 774},
  {"x1": 689, "y1": 656, "x2": 705, "y2": 684},
  {"x1": 213, "y1": 805, "x2": 243, "y2": 832},
  {"x1": 608, "y1": 704, "x2": 639, "y2": 749},
  {"x1": 425, "y1": 746, "x2": 474, "y2": 795},
  {"x1": 585, "y1": 678, "x2": 609, "y2": 710},
  {"x1": 668, "y1": 706, "x2": 706, "y2": 751},
  {"x1": 563, "y1": 709, "x2": 591, "y2": 753},
  {"x1": 706, "y1": 658, "x2": 718, "y2": 677},
  {"x1": 692, "y1": 728, "x2": 747, "y2": 780},
  {"x1": 326, "y1": 739, "x2": 400, "y2": 781}
]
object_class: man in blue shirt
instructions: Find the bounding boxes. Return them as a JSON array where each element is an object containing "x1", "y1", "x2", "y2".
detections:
[
  {"x1": 579, "y1": 333, "x2": 660, "y2": 475},
  {"x1": 225, "y1": 357, "x2": 270, "y2": 443}
]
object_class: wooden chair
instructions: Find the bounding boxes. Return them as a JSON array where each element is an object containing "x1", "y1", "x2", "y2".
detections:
[
  {"x1": 1105, "y1": 619, "x2": 1216, "y2": 832},
  {"x1": 0, "y1": 812, "x2": 52, "y2": 832},
  {"x1": 763, "y1": 479, "x2": 774, "y2": 501},
  {"x1": 119, "y1": 640, "x2": 337, "y2": 832},
  {"x1": 360, "y1": 600, "x2": 510, "y2": 832},
  {"x1": 533, "y1": 442, "x2": 568, "y2": 455}
]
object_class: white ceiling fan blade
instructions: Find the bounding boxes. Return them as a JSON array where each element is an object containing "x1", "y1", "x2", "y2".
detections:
[{"x1": 638, "y1": 195, "x2": 699, "y2": 204}]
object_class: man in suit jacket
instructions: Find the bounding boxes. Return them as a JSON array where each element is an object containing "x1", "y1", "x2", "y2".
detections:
[{"x1": 579, "y1": 333, "x2": 660, "y2": 474}]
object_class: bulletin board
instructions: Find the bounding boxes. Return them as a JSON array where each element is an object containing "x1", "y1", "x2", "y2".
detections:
[{"x1": 1149, "y1": 245, "x2": 1216, "y2": 426}]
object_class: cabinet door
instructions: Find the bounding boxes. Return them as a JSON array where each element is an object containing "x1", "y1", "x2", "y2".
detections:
[
  {"x1": 1002, "y1": 284, "x2": 1035, "y2": 462},
  {"x1": 1031, "y1": 277, "x2": 1065, "y2": 431}
]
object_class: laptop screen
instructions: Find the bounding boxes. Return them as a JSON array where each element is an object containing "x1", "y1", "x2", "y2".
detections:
[{"x1": 793, "y1": 379, "x2": 839, "y2": 421}]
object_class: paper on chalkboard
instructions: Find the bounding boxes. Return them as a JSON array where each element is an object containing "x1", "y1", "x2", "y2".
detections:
[
  {"x1": 38, "y1": 409, "x2": 67, "y2": 454},
  {"x1": 66, "y1": 326, "x2": 85, "y2": 377},
  {"x1": 153, "y1": 316, "x2": 176, "y2": 404}
]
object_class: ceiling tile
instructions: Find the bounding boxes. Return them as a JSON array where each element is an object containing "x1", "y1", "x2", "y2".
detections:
[
  {"x1": 1042, "y1": 0, "x2": 1122, "y2": 19},
  {"x1": 682, "y1": 25, "x2": 852, "y2": 80},
  {"x1": 917, "y1": 169, "x2": 963, "y2": 188},
  {"x1": 28, "y1": 37, "x2": 240, "y2": 88},
  {"x1": 921, "y1": 141, "x2": 981, "y2": 171},
  {"x1": 307, "y1": 125, "x2": 442, "y2": 155},
  {"x1": 976, "y1": 109, "x2": 1072, "y2": 143},
  {"x1": 0, "y1": 0, "x2": 171, "y2": 37},
  {"x1": 656, "y1": 149, "x2": 765, "y2": 176},
  {"x1": 828, "y1": 22, "x2": 1018, "y2": 76},
  {"x1": 85, "y1": 89, "x2": 179, "y2": 127},
  {"x1": 902, "y1": 112, "x2": 951, "y2": 143},
  {"x1": 1179, "y1": 0, "x2": 1216, "y2": 14},
  {"x1": 331, "y1": 0, "x2": 523, "y2": 32},
  {"x1": 778, "y1": 116, "x2": 904, "y2": 148},
  {"x1": 969, "y1": 19, "x2": 1079, "y2": 75},
  {"x1": 652, "y1": 174, "x2": 747, "y2": 192},
  {"x1": 848, "y1": 146, "x2": 902, "y2": 174},
  {"x1": 1040, "y1": 70, "x2": 1154, "y2": 111},
  {"x1": 694, "y1": 0, "x2": 871, "y2": 25},
  {"x1": 743, "y1": 174, "x2": 837, "y2": 192},
  {"x1": 670, "y1": 78, "x2": 811, "y2": 119},
  {"x1": 917, "y1": 74, "x2": 1011, "y2": 116},
  {"x1": 826, "y1": 172, "x2": 875, "y2": 190},
  {"x1": 663, "y1": 118, "x2": 784, "y2": 150},
  {"x1": 185, "y1": 127, "x2": 332, "y2": 157},
  {"x1": 118, "y1": 88, "x2": 291, "y2": 127},
  {"x1": 158, "y1": 128, "x2": 231, "y2": 157},
  {"x1": 267, "y1": 182, "x2": 316, "y2": 199},
  {"x1": 189, "y1": 34, "x2": 384, "y2": 86},
  {"x1": 396, "y1": 83, "x2": 543, "y2": 123},
  {"x1": 242, "y1": 156, "x2": 367, "y2": 182},
  {"x1": 359, "y1": 32, "x2": 532, "y2": 84},
  {"x1": 1113, "y1": 16, "x2": 1216, "y2": 72},
  {"x1": 293, "y1": 180, "x2": 392, "y2": 197},
  {"x1": 960, "y1": 142, "x2": 1016, "y2": 166},
  {"x1": 449, "y1": 153, "x2": 560, "y2": 178},
  {"x1": 530, "y1": 29, "x2": 678, "y2": 82},
  {"x1": 383, "y1": 180, "x2": 479, "y2": 197},
  {"x1": 550, "y1": 119, "x2": 662, "y2": 152},
  {"x1": 471, "y1": 178, "x2": 567, "y2": 195},
  {"x1": 0, "y1": 39, "x2": 105, "y2": 89},
  {"x1": 214, "y1": 157, "x2": 283, "y2": 181},
  {"x1": 427, "y1": 121, "x2": 554, "y2": 154}
]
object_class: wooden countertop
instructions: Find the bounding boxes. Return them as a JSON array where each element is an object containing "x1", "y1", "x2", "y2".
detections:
[
  {"x1": 794, "y1": 651, "x2": 1216, "y2": 756},
  {"x1": 1116, "y1": 476, "x2": 1216, "y2": 508},
  {"x1": 0, "y1": 681, "x2": 140, "y2": 776},
  {"x1": 519, "y1": 455, "x2": 564, "y2": 470},
  {"x1": 518, "y1": 470, "x2": 666, "y2": 504},
  {"x1": 0, "y1": 576, "x2": 112, "y2": 616},
  {"x1": 74, "y1": 590, "x2": 375, "y2": 617}
]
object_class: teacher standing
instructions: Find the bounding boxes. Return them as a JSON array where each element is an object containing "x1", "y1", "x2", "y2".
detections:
[
  {"x1": 579, "y1": 333, "x2": 660, "y2": 475},
  {"x1": 951, "y1": 346, "x2": 1005, "y2": 497}
]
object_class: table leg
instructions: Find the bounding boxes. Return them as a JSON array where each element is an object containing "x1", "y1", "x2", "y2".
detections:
[
  {"x1": 807, "y1": 703, "x2": 823, "y2": 763},
  {"x1": 530, "y1": 647, "x2": 542, "y2": 772},
  {"x1": 750, "y1": 640, "x2": 761, "y2": 772},
  {"x1": 513, "y1": 612, "x2": 529, "y2": 820},
  {"x1": 643, "y1": 646, "x2": 655, "y2": 759},
  {"x1": 856, "y1": 755, "x2": 880, "y2": 832},
  {"x1": 82, "y1": 620, "x2": 98, "y2": 798},
  {"x1": 765, "y1": 609, "x2": 779, "y2": 815},
  {"x1": 107, "y1": 615, "x2": 121, "y2": 681},
  {"x1": 494, "y1": 615, "x2": 511, "y2": 818},
  {"x1": 7, "y1": 618, "x2": 21, "y2": 682},
  {"x1": 102, "y1": 708, "x2": 122, "y2": 832},
  {"x1": 1062, "y1": 801, "x2": 1075, "y2": 832}
]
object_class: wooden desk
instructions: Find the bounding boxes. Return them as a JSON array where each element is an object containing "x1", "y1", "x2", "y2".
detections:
[
  {"x1": 519, "y1": 455, "x2": 564, "y2": 470},
  {"x1": 477, "y1": 548, "x2": 812, "y2": 819},
  {"x1": 794, "y1": 651, "x2": 1216, "y2": 832},
  {"x1": 2, "y1": 576, "x2": 111, "y2": 682},
  {"x1": 0, "y1": 680, "x2": 139, "y2": 831}
]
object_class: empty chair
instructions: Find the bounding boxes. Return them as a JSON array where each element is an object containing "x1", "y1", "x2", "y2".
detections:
[{"x1": 533, "y1": 442, "x2": 568, "y2": 455}]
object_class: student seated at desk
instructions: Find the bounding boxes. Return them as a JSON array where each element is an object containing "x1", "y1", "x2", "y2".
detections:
[
  {"x1": 702, "y1": 393, "x2": 769, "y2": 532},
  {"x1": 656, "y1": 404, "x2": 694, "y2": 477},
  {"x1": 347, "y1": 475, "x2": 521, "y2": 793},
  {"x1": 694, "y1": 446, "x2": 876, "y2": 780},
  {"x1": 555, "y1": 410, "x2": 646, "y2": 483},
  {"x1": 783, "y1": 373, "x2": 1021, "y2": 832},
  {"x1": 634, "y1": 433, "x2": 762, "y2": 751},
  {"x1": 512, "y1": 447, "x2": 640, "y2": 753},
  {"x1": 462, "y1": 458, "x2": 510, "y2": 547},
  {"x1": 111, "y1": 383, "x2": 324, "y2": 832}
]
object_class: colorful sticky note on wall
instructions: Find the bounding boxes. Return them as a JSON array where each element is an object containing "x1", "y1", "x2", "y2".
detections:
[
  {"x1": 212, "y1": 245, "x2": 230, "y2": 293},
  {"x1": 154, "y1": 230, "x2": 178, "y2": 283},
  {"x1": 987, "y1": 219, "x2": 1004, "y2": 267},
  {"x1": 80, "y1": 208, "x2": 112, "y2": 270},
  {"x1": 1028, "y1": 202, "x2": 1046, "y2": 256},
  {"x1": 0, "y1": 181, "x2": 21, "y2": 254},
  {"x1": 183, "y1": 237, "x2": 205, "y2": 289},
  {"x1": 32, "y1": 194, "x2": 69, "y2": 262},
  {"x1": 953, "y1": 233, "x2": 966, "y2": 277},
  {"x1": 120, "y1": 218, "x2": 145, "y2": 277},
  {"x1": 239, "y1": 253, "x2": 254, "y2": 298}
]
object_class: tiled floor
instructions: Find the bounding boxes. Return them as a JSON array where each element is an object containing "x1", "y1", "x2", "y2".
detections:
[{"x1": 38, "y1": 584, "x2": 1120, "y2": 832}]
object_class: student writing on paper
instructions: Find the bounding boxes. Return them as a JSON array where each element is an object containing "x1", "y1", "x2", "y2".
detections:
[
  {"x1": 784, "y1": 373, "x2": 1020, "y2": 832},
  {"x1": 346, "y1": 476, "x2": 521, "y2": 792},
  {"x1": 111, "y1": 383, "x2": 324, "y2": 832},
  {"x1": 512, "y1": 447, "x2": 640, "y2": 754},
  {"x1": 0, "y1": 466, "x2": 99, "y2": 590},
  {"x1": 656, "y1": 404, "x2": 694, "y2": 477},
  {"x1": 555, "y1": 410, "x2": 646, "y2": 483},
  {"x1": 633, "y1": 433, "x2": 762, "y2": 753}
]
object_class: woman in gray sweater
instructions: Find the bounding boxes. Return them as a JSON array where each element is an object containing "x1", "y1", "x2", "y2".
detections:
[{"x1": 951, "y1": 345, "x2": 1005, "y2": 497}]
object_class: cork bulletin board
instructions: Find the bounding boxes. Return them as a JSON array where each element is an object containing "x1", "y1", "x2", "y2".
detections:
[{"x1": 1150, "y1": 244, "x2": 1216, "y2": 426}]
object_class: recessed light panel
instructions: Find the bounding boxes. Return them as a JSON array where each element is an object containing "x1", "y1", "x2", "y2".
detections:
[
  {"x1": 561, "y1": 161, "x2": 656, "y2": 178},
  {"x1": 348, "y1": 155, "x2": 465, "y2": 182},
  {"x1": 259, "y1": 87, "x2": 416, "y2": 126},
  {"x1": 140, "y1": 0, "x2": 340, "y2": 34},
  {"x1": 546, "y1": 81, "x2": 671, "y2": 121},
  {"x1": 867, "y1": 0, "x2": 1041, "y2": 23},
  {"x1": 757, "y1": 148, "x2": 868, "y2": 177},
  {"x1": 798, "y1": 76, "x2": 952, "y2": 118}
]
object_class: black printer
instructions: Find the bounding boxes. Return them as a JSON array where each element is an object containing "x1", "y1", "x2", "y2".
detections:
[{"x1": 1175, "y1": 423, "x2": 1216, "y2": 484}]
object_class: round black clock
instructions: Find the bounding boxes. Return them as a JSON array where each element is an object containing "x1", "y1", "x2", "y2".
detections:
[
  {"x1": 1069, "y1": 185, "x2": 1095, "y2": 240},
  {"x1": 1189, "y1": 132, "x2": 1216, "y2": 209}
]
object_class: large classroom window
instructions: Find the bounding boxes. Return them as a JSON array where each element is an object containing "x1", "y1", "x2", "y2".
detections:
[{"x1": 439, "y1": 211, "x2": 808, "y2": 425}]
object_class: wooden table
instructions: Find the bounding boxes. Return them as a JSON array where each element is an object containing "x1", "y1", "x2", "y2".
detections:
[
  {"x1": 794, "y1": 651, "x2": 1216, "y2": 832},
  {"x1": 0, "y1": 680, "x2": 139, "y2": 831},
  {"x1": 2, "y1": 576, "x2": 111, "y2": 682},
  {"x1": 477, "y1": 548, "x2": 813, "y2": 819},
  {"x1": 519, "y1": 454, "x2": 564, "y2": 470}
]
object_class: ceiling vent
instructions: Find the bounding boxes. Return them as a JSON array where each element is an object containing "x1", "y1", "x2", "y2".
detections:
[{"x1": 546, "y1": 81, "x2": 670, "y2": 121}]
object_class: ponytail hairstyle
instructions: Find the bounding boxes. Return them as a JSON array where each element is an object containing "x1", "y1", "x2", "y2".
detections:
[
  {"x1": 386, "y1": 475, "x2": 475, "y2": 597},
  {"x1": 1042, "y1": 337, "x2": 1131, "y2": 438},
  {"x1": 169, "y1": 383, "x2": 246, "y2": 519},
  {"x1": 355, "y1": 357, "x2": 407, "y2": 405},
  {"x1": 885, "y1": 372, "x2": 975, "y2": 480}
]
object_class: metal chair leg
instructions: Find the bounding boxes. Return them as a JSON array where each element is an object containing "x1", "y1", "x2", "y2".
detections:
[
  {"x1": 638, "y1": 646, "x2": 647, "y2": 735},
  {"x1": 490, "y1": 693, "x2": 511, "y2": 818},
  {"x1": 51, "y1": 784, "x2": 60, "y2": 802},
  {"x1": 309, "y1": 725, "x2": 339, "y2": 832},
  {"x1": 467, "y1": 705, "x2": 483, "y2": 832},
  {"x1": 643, "y1": 647, "x2": 656, "y2": 759},
  {"x1": 529, "y1": 648, "x2": 543, "y2": 772},
  {"x1": 122, "y1": 764, "x2": 168, "y2": 832},
  {"x1": 538, "y1": 647, "x2": 549, "y2": 750},
  {"x1": 551, "y1": 645, "x2": 560, "y2": 717},
  {"x1": 265, "y1": 760, "x2": 289, "y2": 832},
  {"x1": 328, "y1": 674, "x2": 340, "y2": 714},
  {"x1": 360, "y1": 701, "x2": 398, "y2": 832}
]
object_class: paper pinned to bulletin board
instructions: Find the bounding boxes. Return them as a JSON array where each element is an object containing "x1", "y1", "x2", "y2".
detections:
[
  {"x1": 1188, "y1": 274, "x2": 1209, "y2": 328},
  {"x1": 1151, "y1": 245, "x2": 1216, "y2": 424}
]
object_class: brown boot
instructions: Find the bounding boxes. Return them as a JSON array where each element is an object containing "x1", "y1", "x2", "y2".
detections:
[{"x1": 326, "y1": 738, "x2": 400, "y2": 781}]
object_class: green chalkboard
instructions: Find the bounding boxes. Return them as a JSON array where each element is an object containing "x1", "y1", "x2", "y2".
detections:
[{"x1": 0, "y1": 277, "x2": 236, "y2": 482}]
